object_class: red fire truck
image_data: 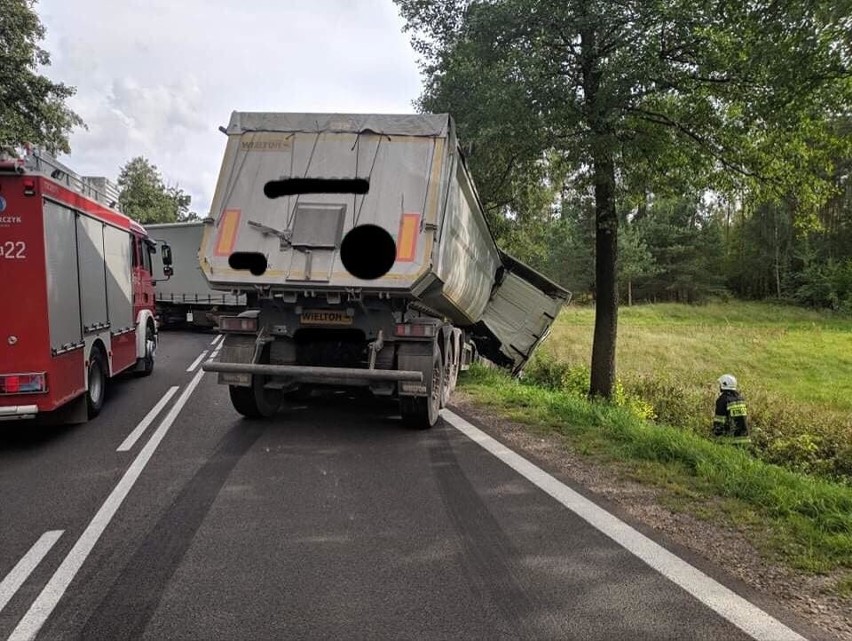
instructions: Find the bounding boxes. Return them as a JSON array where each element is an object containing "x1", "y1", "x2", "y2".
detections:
[{"x1": 0, "y1": 149, "x2": 173, "y2": 423}]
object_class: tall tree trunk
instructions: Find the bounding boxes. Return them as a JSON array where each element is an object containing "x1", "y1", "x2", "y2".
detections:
[
  {"x1": 590, "y1": 148, "x2": 618, "y2": 398},
  {"x1": 774, "y1": 214, "x2": 782, "y2": 299},
  {"x1": 581, "y1": 22, "x2": 618, "y2": 400}
]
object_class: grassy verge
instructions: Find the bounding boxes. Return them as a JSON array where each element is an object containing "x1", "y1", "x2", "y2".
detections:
[
  {"x1": 543, "y1": 302, "x2": 852, "y2": 483},
  {"x1": 458, "y1": 365, "x2": 852, "y2": 581}
]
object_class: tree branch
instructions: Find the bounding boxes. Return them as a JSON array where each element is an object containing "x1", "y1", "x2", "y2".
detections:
[{"x1": 624, "y1": 106, "x2": 762, "y2": 179}]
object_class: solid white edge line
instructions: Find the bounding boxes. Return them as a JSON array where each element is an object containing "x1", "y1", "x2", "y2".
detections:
[
  {"x1": 209, "y1": 335, "x2": 223, "y2": 347},
  {"x1": 9, "y1": 369, "x2": 206, "y2": 641},
  {"x1": 0, "y1": 531, "x2": 63, "y2": 614},
  {"x1": 116, "y1": 386, "x2": 180, "y2": 452},
  {"x1": 186, "y1": 351, "x2": 208, "y2": 373},
  {"x1": 441, "y1": 409, "x2": 808, "y2": 641}
]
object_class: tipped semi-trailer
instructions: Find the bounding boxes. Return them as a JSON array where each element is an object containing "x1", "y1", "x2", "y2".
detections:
[{"x1": 200, "y1": 112, "x2": 570, "y2": 427}]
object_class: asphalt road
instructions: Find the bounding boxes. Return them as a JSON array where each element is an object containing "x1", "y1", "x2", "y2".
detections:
[{"x1": 0, "y1": 331, "x2": 823, "y2": 640}]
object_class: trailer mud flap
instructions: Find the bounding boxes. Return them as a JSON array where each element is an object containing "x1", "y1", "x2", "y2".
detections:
[
  {"x1": 396, "y1": 343, "x2": 433, "y2": 397},
  {"x1": 216, "y1": 334, "x2": 257, "y2": 386}
]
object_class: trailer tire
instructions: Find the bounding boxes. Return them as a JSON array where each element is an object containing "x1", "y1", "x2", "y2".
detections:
[
  {"x1": 228, "y1": 377, "x2": 282, "y2": 419},
  {"x1": 137, "y1": 321, "x2": 156, "y2": 377},
  {"x1": 448, "y1": 330, "x2": 461, "y2": 391},
  {"x1": 86, "y1": 348, "x2": 107, "y2": 418},
  {"x1": 440, "y1": 339, "x2": 459, "y2": 408},
  {"x1": 283, "y1": 385, "x2": 313, "y2": 402},
  {"x1": 400, "y1": 347, "x2": 443, "y2": 430}
]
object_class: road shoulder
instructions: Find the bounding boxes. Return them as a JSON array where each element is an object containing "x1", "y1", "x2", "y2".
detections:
[{"x1": 448, "y1": 391, "x2": 852, "y2": 641}]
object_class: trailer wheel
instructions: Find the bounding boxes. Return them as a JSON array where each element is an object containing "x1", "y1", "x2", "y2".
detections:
[
  {"x1": 448, "y1": 350, "x2": 460, "y2": 394},
  {"x1": 86, "y1": 348, "x2": 107, "y2": 418},
  {"x1": 440, "y1": 341, "x2": 459, "y2": 408},
  {"x1": 228, "y1": 375, "x2": 282, "y2": 419},
  {"x1": 401, "y1": 347, "x2": 444, "y2": 429},
  {"x1": 137, "y1": 321, "x2": 156, "y2": 377}
]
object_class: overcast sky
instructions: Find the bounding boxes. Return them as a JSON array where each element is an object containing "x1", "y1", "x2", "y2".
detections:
[{"x1": 39, "y1": 0, "x2": 423, "y2": 216}]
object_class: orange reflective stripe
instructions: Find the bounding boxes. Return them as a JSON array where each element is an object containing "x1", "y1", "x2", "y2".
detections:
[
  {"x1": 396, "y1": 213, "x2": 420, "y2": 262},
  {"x1": 215, "y1": 209, "x2": 241, "y2": 256}
]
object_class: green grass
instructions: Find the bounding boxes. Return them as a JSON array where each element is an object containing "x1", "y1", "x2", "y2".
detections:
[
  {"x1": 548, "y1": 301, "x2": 852, "y2": 413},
  {"x1": 458, "y1": 365, "x2": 852, "y2": 577},
  {"x1": 836, "y1": 575, "x2": 852, "y2": 597},
  {"x1": 539, "y1": 301, "x2": 852, "y2": 482}
]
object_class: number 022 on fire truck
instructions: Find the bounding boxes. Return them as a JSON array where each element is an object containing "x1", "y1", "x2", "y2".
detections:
[{"x1": 0, "y1": 150, "x2": 173, "y2": 423}]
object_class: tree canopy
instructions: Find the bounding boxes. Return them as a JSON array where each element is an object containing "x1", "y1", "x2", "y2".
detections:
[
  {"x1": 117, "y1": 157, "x2": 194, "y2": 225},
  {"x1": 0, "y1": 0, "x2": 84, "y2": 154},
  {"x1": 395, "y1": 0, "x2": 852, "y2": 397}
]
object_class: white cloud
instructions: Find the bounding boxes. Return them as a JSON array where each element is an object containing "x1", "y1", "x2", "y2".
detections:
[{"x1": 37, "y1": 0, "x2": 423, "y2": 215}]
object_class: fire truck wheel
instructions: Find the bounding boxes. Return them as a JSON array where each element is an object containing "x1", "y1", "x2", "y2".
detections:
[
  {"x1": 87, "y1": 348, "x2": 107, "y2": 418},
  {"x1": 137, "y1": 322, "x2": 156, "y2": 377},
  {"x1": 228, "y1": 377, "x2": 282, "y2": 419},
  {"x1": 400, "y1": 348, "x2": 443, "y2": 429}
]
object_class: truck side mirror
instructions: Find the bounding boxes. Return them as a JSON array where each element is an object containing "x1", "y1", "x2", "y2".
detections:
[{"x1": 160, "y1": 242, "x2": 174, "y2": 279}]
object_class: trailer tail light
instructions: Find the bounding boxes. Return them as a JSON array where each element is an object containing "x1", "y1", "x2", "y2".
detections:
[
  {"x1": 0, "y1": 373, "x2": 47, "y2": 395},
  {"x1": 215, "y1": 209, "x2": 241, "y2": 256},
  {"x1": 220, "y1": 316, "x2": 258, "y2": 333},
  {"x1": 396, "y1": 213, "x2": 420, "y2": 262},
  {"x1": 395, "y1": 323, "x2": 436, "y2": 338}
]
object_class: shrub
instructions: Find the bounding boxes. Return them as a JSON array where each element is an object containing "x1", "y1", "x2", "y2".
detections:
[
  {"x1": 522, "y1": 353, "x2": 579, "y2": 392},
  {"x1": 624, "y1": 375, "x2": 705, "y2": 434},
  {"x1": 523, "y1": 354, "x2": 656, "y2": 421},
  {"x1": 519, "y1": 351, "x2": 852, "y2": 485},
  {"x1": 791, "y1": 259, "x2": 852, "y2": 312},
  {"x1": 625, "y1": 375, "x2": 852, "y2": 484}
]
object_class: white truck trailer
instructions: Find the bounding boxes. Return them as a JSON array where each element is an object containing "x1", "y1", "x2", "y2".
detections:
[
  {"x1": 148, "y1": 221, "x2": 246, "y2": 328},
  {"x1": 201, "y1": 113, "x2": 569, "y2": 427}
]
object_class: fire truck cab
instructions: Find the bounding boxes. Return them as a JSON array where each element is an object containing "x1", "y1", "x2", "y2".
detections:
[{"x1": 0, "y1": 149, "x2": 173, "y2": 423}]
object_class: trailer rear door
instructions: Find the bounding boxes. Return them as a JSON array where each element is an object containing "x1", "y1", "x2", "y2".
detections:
[{"x1": 480, "y1": 253, "x2": 571, "y2": 373}]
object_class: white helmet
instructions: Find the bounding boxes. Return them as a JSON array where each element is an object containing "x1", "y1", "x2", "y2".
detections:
[{"x1": 718, "y1": 374, "x2": 737, "y2": 391}]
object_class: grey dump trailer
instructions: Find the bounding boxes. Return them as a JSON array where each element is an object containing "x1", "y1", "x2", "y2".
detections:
[
  {"x1": 148, "y1": 222, "x2": 246, "y2": 328},
  {"x1": 201, "y1": 112, "x2": 570, "y2": 427}
]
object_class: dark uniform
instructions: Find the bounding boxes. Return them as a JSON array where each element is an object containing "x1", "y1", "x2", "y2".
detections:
[{"x1": 713, "y1": 390, "x2": 748, "y2": 437}]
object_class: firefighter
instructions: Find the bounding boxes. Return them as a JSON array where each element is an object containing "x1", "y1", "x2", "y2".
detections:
[{"x1": 713, "y1": 374, "x2": 749, "y2": 440}]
